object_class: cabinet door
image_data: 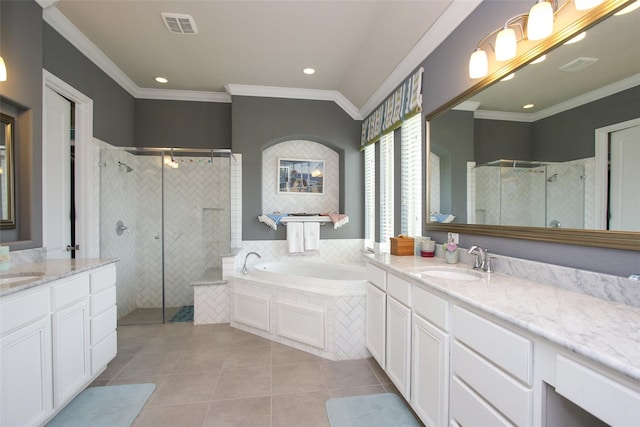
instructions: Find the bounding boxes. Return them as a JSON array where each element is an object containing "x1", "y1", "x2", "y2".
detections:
[
  {"x1": 412, "y1": 314, "x2": 449, "y2": 427},
  {"x1": 52, "y1": 298, "x2": 91, "y2": 408},
  {"x1": 366, "y1": 283, "x2": 386, "y2": 368},
  {"x1": 386, "y1": 296, "x2": 411, "y2": 399},
  {"x1": 0, "y1": 317, "x2": 52, "y2": 427}
]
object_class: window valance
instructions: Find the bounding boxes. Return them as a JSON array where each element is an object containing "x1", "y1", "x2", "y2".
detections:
[{"x1": 360, "y1": 67, "x2": 423, "y2": 148}]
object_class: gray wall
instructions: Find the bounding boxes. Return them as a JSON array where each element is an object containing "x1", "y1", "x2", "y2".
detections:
[
  {"x1": 135, "y1": 99, "x2": 231, "y2": 149},
  {"x1": 475, "y1": 119, "x2": 533, "y2": 164},
  {"x1": 43, "y1": 23, "x2": 135, "y2": 147},
  {"x1": 231, "y1": 96, "x2": 362, "y2": 241},
  {"x1": 0, "y1": 0, "x2": 43, "y2": 249},
  {"x1": 416, "y1": 0, "x2": 639, "y2": 276}
]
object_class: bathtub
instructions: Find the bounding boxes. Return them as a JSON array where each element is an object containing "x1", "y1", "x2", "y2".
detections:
[
  {"x1": 228, "y1": 260, "x2": 370, "y2": 360},
  {"x1": 247, "y1": 261, "x2": 367, "y2": 295}
]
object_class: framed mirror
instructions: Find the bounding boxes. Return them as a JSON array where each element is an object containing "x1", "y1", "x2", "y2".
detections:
[
  {"x1": 0, "y1": 112, "x2": 15, "y2": 230},
  {"x1": 426, "y1": 0, "x2": 640, "y2": 251}
]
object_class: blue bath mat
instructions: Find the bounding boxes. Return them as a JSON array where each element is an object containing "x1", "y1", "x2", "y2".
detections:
[
  {"x1": 326, "y1": 393, "x2": 421, "y2": 426},
  {"x1": 46, "y1": 383, "x2": 155, "y2": 427},
  {"x1": 169, "y1": 305, "x2": 194, "y2": 323}
]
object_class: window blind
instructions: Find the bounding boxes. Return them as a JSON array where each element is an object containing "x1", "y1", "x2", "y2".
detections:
[
  {"x1": 380, "y1": 132, "x2": 394, "y2": 252},
  {"x1": 364, "y1": 144, "x2": 376, "y2": 250},
  {"x1": 400, "y1": 114, "x2": 422, "y2": 237}
]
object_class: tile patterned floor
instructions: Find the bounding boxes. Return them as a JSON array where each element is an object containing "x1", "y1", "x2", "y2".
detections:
[{"x1": 91, "y1": 323, "x2": 411, "y2": 427}]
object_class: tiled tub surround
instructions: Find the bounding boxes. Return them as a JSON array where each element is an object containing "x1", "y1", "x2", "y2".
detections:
[{"x1": 366, "y1": 253, "x2": 640, "y2": 382}]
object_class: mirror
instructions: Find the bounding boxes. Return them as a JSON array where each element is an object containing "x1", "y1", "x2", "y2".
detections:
[
  {"x1": 427, "y1": 1, "x2": 640, "y2": 250},
  {"x1": 0, "y1": 112, "x2": 15, "y2": 229}
]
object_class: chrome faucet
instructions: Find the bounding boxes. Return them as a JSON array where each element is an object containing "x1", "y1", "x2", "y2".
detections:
[
  {"x1": 467, "y1": 245, "x2": 495, "y2": 273},
  {"x1": 241, "y1": 251, "x2": 261, "y2": 274}
]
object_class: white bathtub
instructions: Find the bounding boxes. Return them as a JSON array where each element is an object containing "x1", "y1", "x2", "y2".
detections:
[
  {"x1": 228, "y1": 260, "x2": 370, "y2": 360},
  {"x1": 246, "y1": 261, "x2": 367, "y2": 295}
]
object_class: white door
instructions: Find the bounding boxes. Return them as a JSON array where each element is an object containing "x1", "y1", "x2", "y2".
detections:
[
  {"x1": 610, "y1": 124, "x2": 640, "y2": 231},
  {"x1": 43, "y1": 86, "x2": 72, "y2": 259}
]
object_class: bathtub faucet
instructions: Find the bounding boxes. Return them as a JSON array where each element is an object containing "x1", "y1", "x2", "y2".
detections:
[{"x1": 241, "y1": 251, "x2": 261, "y2": 274}]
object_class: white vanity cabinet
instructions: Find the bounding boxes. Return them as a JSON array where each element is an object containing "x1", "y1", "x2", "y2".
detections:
[
  {"x1": 365, "y1": 263, "x2": 386, "y2": 368},
  {"x1": 451, "y1": 305, "x2": 533, "y2": 427},
  {"x1": 0, "y1": 287, "x2": 52, "y2": 427},
  {"x1": 51, "y1": 274, "x2": 91, "y2": 407},
  {"x1": 411, "y1": 285, "x2": 450, "y2": 427},
  {"x1": 385, "y1": 273, "x2": 412, "y2": 399},
  {"x1": 0, "y1": 263, "x2": 117, "y2": 427},
  {"x1": 89, "y1": 266, "x2": 118, "y2": 374}
]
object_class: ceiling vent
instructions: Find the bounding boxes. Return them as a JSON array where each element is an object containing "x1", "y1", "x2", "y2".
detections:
[
  {"x1": 558, "y1": 57, "x2": 598, "y2": 72},
  {"x1": 161, "y1": 13, "x2": 198, "y2": 35}
]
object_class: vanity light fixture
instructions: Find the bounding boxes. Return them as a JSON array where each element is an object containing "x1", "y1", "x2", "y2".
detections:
[
  {"x1": 0, "y1": 56, "x2": 6, "y2": 82},
  {"x1": 303, "y1": 68, "x2": 316, "y2": 75},
  {"x1": 564, "y1": 31, "x2": 586, "y2": 44},
  {"x1": 523, "y1": 103, "x2": 535, "y2": 109},
  {"x1": 501, "y1": 73, "x2": 515, "y2": 81},
  {"x1": 468, "y1": 0, "x2": 606, "y2": 79},
  {"x1": 155, "y1": 76, "x2": 168, "y2": 84},
  {"x1": 531, "y1": 54, "x2": 547, "y2": 64}
]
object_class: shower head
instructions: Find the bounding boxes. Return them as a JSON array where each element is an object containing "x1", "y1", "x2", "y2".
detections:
[
  {"x1": 547, "y1": 173, "x2": 558, "y2": 182},
  {"x1": 118, "y1": 161, "x2": 133, "y2": 173}
]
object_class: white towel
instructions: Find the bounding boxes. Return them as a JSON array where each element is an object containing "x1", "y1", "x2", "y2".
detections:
[
  {"x1": 287, "y1": 222, "x2": 304, "y2": 254},
  {"x1": 303, "y1": 222, "x2": 320, "y2": 252}
]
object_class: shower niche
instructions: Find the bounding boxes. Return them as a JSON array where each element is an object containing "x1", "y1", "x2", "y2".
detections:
[
  {"x1": 469, "y1": 159, "x2": 591, "y2": 229},
  {"x1": 99, "y1": 147, "x2": 233, "y2": 324}
]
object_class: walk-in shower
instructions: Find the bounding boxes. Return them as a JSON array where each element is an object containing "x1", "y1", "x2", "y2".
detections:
[{"x1": 99, "y1": 147, "x2": 233, "y2": 325}]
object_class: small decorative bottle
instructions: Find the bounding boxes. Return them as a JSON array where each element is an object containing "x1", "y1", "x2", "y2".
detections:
[{"x1": 443, "y1": 233, "x2": 458, "y2": 264}]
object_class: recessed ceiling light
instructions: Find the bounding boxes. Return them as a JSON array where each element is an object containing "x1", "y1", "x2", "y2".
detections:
[
  {"x1": 523, "y1": 103, "x2": 535, "y2": 109},
  {"x1": 531, "y1": 55, "x2": 546, "y2": 64},
  {"x1": 303, "y1": 68, "x2": 316, "y2": 75},
  {"x1": 564, "y1": 32, "x2": 586, "y2": 45},
  {"x1": 501, "y1": 73, "x2": 515, "y2": 81},
  {"x1": 155, "y1": 77, "x2": 168, "y2": 84}
]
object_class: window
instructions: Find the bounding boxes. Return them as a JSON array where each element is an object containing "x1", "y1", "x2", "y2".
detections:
[
  {"x1": 400, "y1": 114, "x2": 422, "y2": 236},
  {"x1": 364, "y1": 144, "x2": 375, "y2": 250},
  {"x1": 379, "y1": 132, "x2": 394, "y2": 252}
]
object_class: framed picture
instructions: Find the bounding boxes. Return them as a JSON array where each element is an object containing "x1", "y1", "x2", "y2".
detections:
[{"x1": 278, "y1": 158, "x2": 324, "y2": 194}]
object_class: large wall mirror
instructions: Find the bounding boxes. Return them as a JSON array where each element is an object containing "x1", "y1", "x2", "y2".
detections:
[
  {"x1": 427, "y1": 0, "x2": 640, "y2": 251},
  {"x1": 0, "y1": 112, "x2": 16, "y2": 230}
]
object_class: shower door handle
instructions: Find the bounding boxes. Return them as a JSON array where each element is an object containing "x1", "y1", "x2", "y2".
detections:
[
  {"x1": 66, "y1": 244, "x2": 80, "y2": 252},
  {"x1": 154, "y1": 235, "x2": 160, "y2": 240}
]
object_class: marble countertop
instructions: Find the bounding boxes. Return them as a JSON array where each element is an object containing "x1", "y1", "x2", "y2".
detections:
[
  {"x1": 0, "y1": 258, "x2": 118, "y2": 297},
  {"x1": 366, "y1": 253, "x2": 640, "y2": 383}
]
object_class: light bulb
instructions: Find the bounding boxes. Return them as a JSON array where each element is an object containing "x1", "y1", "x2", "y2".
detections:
[
  {"x1": 0, "y1": 56, "x2": 6, "y2": 82},
  {"x1": 469, "y1": 48, "x2": 488, "y2": 79},
  {"x1": 574, "y1": 0, "x2": 604, "y2": 10},
  {"x1": 527, "y1": 0, "x2": 554, "y2": 40},
  {"x1": 495, "y1": 27, "x2": 517, "y2": 61}
]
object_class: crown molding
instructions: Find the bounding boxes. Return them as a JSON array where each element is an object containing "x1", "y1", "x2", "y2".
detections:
[
  {"x1": 137, "y1": 88, "x2": 231, "y2": 103},
  {"x1": 35, "y1": 0, "x2": 59, "y2": 9},
  {"x1": 225, "y1": 84, "x2": 361, "y2": 120},
  {"x1": 358, "y1": 0, "x2": 483, "y2": 118},
  {"x1": 474, "y1": 73, "x2": 640, "y2": 123}
]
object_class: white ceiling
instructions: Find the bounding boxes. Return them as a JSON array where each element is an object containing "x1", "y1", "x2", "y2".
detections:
[{"x1": 44, "y1": 0, "x2": 481, "y2": 118}]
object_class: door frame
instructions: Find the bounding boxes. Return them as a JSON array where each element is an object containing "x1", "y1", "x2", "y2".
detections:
[
  {"x1": 595, "y1": 117, "x2": 640, "y2": 230},
  {"x1": 43, "y1": 70, "x2": 96, "y2": 258}
]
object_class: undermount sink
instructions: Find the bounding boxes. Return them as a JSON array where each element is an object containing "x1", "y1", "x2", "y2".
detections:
[
  {"x1": 419, "y1": 267, "x2": 483, "y2": 281},
  {"x1": 0, "y1": 272, "x2": 45, "y2": 286}
]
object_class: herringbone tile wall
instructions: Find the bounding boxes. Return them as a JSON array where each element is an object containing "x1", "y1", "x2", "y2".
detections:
[{"x1": 262, "y1": 140, "x2": 339, "y2": 214}]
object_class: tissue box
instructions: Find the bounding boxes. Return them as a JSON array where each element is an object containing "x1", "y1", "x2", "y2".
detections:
[{"x1": 390, "y1": 237, "x2": 415, "y2": 256}]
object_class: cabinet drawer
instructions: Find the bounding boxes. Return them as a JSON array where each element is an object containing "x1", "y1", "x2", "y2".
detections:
[
  {"x1": 413, "y1": 285, "x2": 449, "y2": 332},
  {"x1": 91, "y1": 331, "x2": 117, "y2": 375},
  {"x1": 453, "y1": 306, "x2": 532, "y2": 385},
  {"x1": 91, "y1": 305, "x2": 117, "y2": 346},
  {"x1": 90, "y1": 265, "x2": 116, "y2": 294},
  {"x1": 453, "y1": 341, "x2": 532, "y2": 426},
  {"x1": 387, "y1": 274, "x2": 411, "y2": 306},
  {"x1": 1, "y1": 287, "x2": 50, "y2": 335},
  {"x1": 51, "y1": 274, "x2": 90, "y2": 310},
  {"x1": 556, "y1": 355, "x2": 640, "y2": 427},
  {"x1": 366, "y1": 263, "x2": 386, "y2": 291},
  {"x1": 451, "y1": 377, "x2": 514, "y2": 427},
  {"x1": 90, "y1": 285, "x2": 116, "y2": 317}
]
